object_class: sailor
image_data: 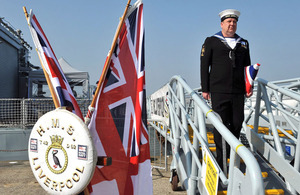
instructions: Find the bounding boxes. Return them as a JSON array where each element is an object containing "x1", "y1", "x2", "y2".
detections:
[{"x1": 200, "y1": 9, "x2": 253, "y2": 171}]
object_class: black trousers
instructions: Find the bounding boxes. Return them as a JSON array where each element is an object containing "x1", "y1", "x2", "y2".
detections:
[{"x1": 211, "y1": 93, "x2": 245, "y2": 170}]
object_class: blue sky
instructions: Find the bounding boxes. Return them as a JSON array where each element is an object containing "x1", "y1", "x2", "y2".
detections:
[{"x1": 1, "y1": 0, "x2": 300, "y2": 95}]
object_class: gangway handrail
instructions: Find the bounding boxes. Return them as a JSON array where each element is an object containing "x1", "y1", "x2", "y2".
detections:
[
  {"x1": 246, "y1": 77, "x2": 300, "y2": 193},
  {"x1": 254, "y1": 78, "x2": 300, "y2": 148},
  {"x1": 167, "y1": 75, "x2": 264, "y2": 195},
  {"x1": 258, "y1": 78, "x2": 300, "y2": 101}
]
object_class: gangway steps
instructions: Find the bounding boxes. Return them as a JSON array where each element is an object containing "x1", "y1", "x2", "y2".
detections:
[
  {"x1": 200, "y1": 131, "x2": 289, "y2": 194},
  {"x1": 217, "y1": 189, "x2": 284, "y2": 195},
  {"x1": 206, "y1": 128, "x2": 293, "y2": 144},
  {"x1": 154, "y1": 125, "x2": 292, "y2": 193},
  {"x1": 217, "y1": 168, "x2": 285, "y2": 194},
  {"x1": 261, "y1": 171, "x2": 268, "y2": 178},
  {"x1": 247, "y1": 125, "x2": 294, "y2": 137}
]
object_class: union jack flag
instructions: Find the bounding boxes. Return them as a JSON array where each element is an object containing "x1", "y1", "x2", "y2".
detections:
[
  {"x1": 27, "y1": 10, "x2": 83, "y2": 119},
  {"x1": 88, "y1": 0, "x2": 152, "y2": 194}
]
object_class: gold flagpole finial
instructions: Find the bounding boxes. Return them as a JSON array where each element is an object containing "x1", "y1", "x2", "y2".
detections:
[{"x1": 23, "y1": 6, "x2": 29, "y2": 20}]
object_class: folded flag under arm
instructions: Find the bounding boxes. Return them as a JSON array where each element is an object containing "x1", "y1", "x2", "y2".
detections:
[
  {"x1": 23, "y1": 7, "x2": 83, "y2": 120},
  {"x1": 245, "y1": 63, "x2": 261, "y2": 95}
]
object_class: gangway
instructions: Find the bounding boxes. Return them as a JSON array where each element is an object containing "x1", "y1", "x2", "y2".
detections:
[
  {"x1": 243, "y1": 78, "x2": 300, "y2": 194},
  {"x1": 148, "y1": 76, "x2": 300, "y2": 194}
]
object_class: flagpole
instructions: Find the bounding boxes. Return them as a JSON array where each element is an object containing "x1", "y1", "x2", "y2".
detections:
[
  {"x1": 91, "y1": 0, "x2": 131, "y2": 107},
  {"x1": 23, "y1": 7, "x2": 60, "y2": 108},
  {"x1": 84, "y1": 0, "x2": 132, "y2": 123}
]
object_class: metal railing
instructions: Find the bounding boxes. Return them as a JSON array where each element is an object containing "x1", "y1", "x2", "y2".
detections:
[
  {"x1": 244, "y1": 78, "x2": 300, "y2": 194},
  {"x1": 149, "y1": 75, "x2": 264, "y2": 195},
  {"x1": 0, "y1": 98, "x2": 91, "y2": 128},
  {"x1": 148, "y1": 119, "x2": 170, "y2": 172}
]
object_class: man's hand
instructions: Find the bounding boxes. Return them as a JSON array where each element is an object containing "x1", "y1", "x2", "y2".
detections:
[{"x1": 202, "y1": 92, "x2": 210, "y2": 100}]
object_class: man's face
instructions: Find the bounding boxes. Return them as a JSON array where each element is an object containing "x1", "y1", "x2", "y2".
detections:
[{"x1": 221, "y1": 18, "x2": 237, "y2": 37}]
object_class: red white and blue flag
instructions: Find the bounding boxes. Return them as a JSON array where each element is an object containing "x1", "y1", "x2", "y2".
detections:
[
  {"x1": 27, "y1": 10, "x2": 83, "y2": 120},
  {"x1": 245, "y1": 63, "x2": 260, "y2": 94},
  {"x1": 88, "y1": 0, "x2": 152, "y2": 194}
]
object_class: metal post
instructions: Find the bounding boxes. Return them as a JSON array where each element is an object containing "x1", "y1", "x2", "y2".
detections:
[
  {"x1": 170, "y1": 85, "x2": 180, "y2": 155},
  {"x1": 254, "y1": 83, "x2": 262, "y2": 134},
  {"x1": 177, "y1": 82, "x2": 193, "y2": 194},
  {"x1": 197, "y1": 106, "x2": 207, "y2": 143},
  {"x1": 288, "y1": 121, "x2": 300, "y2": 194},
  {"x1": 21, "y1": 99, "x2": 26, "y2": 128},
  {"x1": 164, "y1": 123, "x2": 168, "y2": 171},
  {"x1": 260, "y1": 86, "x2": 285, "y2": 157},
  {"x1": 167, "y1": 85, "x2": 180, "y2": 172},
  {"x1": 154, "y1": 122, "x2": 156, "y2": 166},
  {"x1": 227, "y1": 148, "x2": 238, "y2": 193},
  {"x1": 189, "y1": 103, "x2": 199, "y2": 195},
  {"x1": 294, "y1": 121, "x2": 300, "y2": 172}
]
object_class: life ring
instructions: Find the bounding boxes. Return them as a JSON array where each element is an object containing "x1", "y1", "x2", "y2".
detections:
[{"x1": 28, "y1": 108, "x2": 96, "y2": 194}]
